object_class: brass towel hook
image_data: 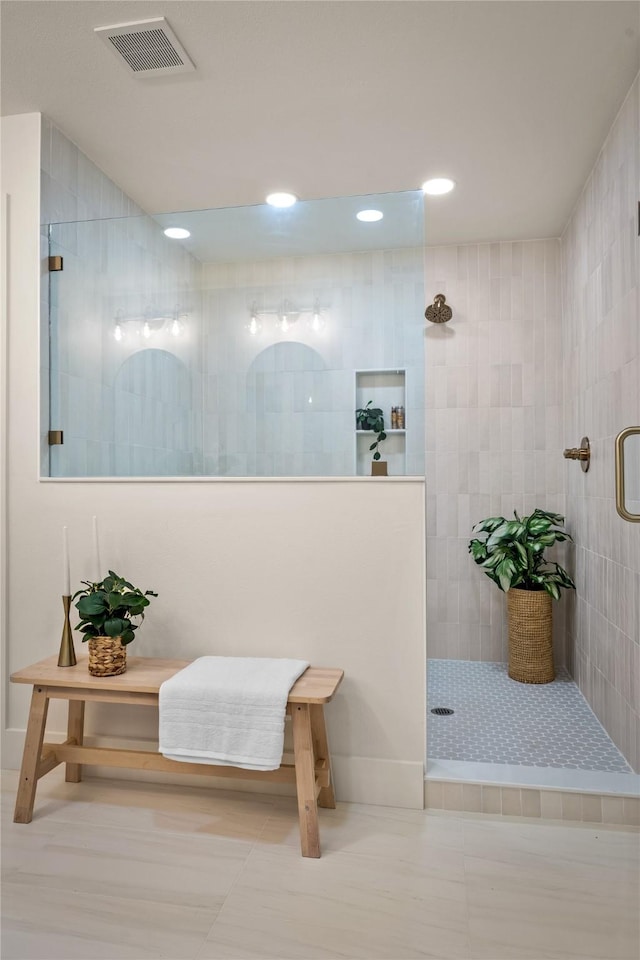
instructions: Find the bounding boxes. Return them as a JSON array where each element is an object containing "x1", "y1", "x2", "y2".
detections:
[{"x1": 563, "y1": 437, "x2": 590, "y2": 472}]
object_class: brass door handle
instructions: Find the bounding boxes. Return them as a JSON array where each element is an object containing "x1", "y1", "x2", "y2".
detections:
[
  {"x1": 563, "y1": 437, "x2": 590, "y2": 472},
  {"x1": 615, "y1": 426, "x2": 640, "y2": 522}
]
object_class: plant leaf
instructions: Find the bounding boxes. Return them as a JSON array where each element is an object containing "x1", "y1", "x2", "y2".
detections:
[
  {"x1": 496, "y1": 558, "x2": 516, "y2": 592},
  {"x1": 544, "y1": 581, "x2": 561, "y2": 601},
  {"x1": 103, "y1": 617, "x2": 128, "y2": 638},
  {"x1": 76, "y1": 593, "x2": 108, "y2": 616}
]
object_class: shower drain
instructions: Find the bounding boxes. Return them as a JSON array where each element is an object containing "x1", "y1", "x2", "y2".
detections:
[{"x1": 431, "y1": 707, "x2": 454, "y2": 716}]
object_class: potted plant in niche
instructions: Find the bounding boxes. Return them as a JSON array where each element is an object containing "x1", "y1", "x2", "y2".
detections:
[
  {"x1": 356, "y1": 400, "x2": 388, "y2": 476},
  {"x1": 74, "y1": 571, "x2": 158, "y2": 677},
  {"x1": 468, "y1": 509, "x2": 575, "y2": 683}
]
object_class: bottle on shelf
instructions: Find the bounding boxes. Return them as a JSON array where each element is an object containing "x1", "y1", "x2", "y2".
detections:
[
  {"x1": 397, "y1": 406, "x2": 405, "y2": 429},
  {"x1": 391, "y1": 407, "x2": 398, "y2": 429}
]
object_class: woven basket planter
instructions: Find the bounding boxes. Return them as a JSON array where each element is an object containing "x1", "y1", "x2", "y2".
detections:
[
  {"x1": 88, "y1": 636, "x2": 126, "y2": 677},
  {"x1": 507, "y1": 588, "x2": 554, "y2": 684}
]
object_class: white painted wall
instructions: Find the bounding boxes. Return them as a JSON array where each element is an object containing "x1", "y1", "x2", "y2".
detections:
[{"x1": 1, "y1": 114, "x2": 427, "y2": 808}]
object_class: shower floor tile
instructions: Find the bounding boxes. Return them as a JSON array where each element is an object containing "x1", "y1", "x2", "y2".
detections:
[{"x1": 427, "y1": 659, "x2": 633, "y2": 773}]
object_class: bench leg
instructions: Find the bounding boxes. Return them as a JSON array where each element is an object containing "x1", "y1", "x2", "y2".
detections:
[
  {"x1": 65, "y1": 700, "x2": 85, "y2": 782},
  {"x1": 291, "y1": 702, "x2": 320, "y2": 858},
  {"x1": 310, "y1": 704, "x2": 336, "y2": 809},
  {"x1": 14, "y1": 686, "x2": 49, "y2": 823}
]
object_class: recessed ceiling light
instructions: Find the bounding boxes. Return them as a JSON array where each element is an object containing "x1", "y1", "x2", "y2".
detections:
[
  {"x1": 356, "y1": 209, "x2": 384, "y2": 222},
  {"x1": 265, "y1": 192, "x2": 298, "y2": 208},
  {"x1": 164, "y1": 227, "x2": 190, "y2": 239},
  {"x1": 422, "y1": 178, "x2": 455, "y2": 196}
]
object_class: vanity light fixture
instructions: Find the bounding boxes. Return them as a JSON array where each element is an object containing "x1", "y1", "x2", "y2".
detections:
[
  {"x1": 164, "y1": 227, "x2": 191, "y2": 239},
  {"x1": 356, "y1": 209, "x2": 383, "y2": 222},
  {"x1": 113, "y1": 308, "x2": 187, "y2": 340},
  {"x1": 422, "y1": 178, "x2": 455, "y2": 196},
  {"x1": 248, "y1": 298, "x2": 326, "y2": 335},
  {"x1": 266, "y1": 192, "x2": 298, "y2": 208}
]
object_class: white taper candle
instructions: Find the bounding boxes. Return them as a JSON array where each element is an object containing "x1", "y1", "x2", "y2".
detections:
[
  {"x1": 92, "y1": 515, "x2": 101, "y2": 583},
  {"x1": 63, "y1": 526, "x2": 70, "y2": 596}
]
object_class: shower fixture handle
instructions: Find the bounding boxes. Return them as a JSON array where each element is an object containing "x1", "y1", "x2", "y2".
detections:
[{"x1": 563, "y1": 437, "x2": 590, "y2": 472}]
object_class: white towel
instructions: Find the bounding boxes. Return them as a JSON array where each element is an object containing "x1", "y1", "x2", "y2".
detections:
[{"x1": 158, "y1": 656, "x2": 310, "y2": 771}]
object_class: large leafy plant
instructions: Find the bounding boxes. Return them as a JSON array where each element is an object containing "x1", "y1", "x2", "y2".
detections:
[
  {"x1": 468, "y1": 509, "x2": 575, "y2": 600},
  {"x1": 73, "y1": 571, "x2": 158, "y2": 646},
  {"x1": 356, "y1": 401, "x2": 387, "y2": 461}
]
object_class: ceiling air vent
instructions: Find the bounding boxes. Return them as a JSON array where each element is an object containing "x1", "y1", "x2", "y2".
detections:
[{"x1": 94, "y1": 18, "x2": 195, "y2": 77}]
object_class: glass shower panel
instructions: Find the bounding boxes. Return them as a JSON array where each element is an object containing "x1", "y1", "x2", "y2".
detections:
[
  {"x1": 45, "y1": 190, "x2": 425, "y2": 478},
  {"x1": 48, "y1": 214, "x2": 203, "y2": 477}
]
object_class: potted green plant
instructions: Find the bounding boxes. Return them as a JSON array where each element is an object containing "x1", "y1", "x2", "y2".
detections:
[
  {"x1": 74, "y1": 571, "x2": 158, "y2": 677},
  {"x1": 468, "y1": 509, "x2": 575, "y2": 683},
  {"x1": 356, "y1": 400, "x2": 387, "y2": 475}
]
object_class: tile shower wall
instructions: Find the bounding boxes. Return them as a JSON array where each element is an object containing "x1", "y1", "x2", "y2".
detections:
[
  {"x1": 201, "y1": 251, "x2": 425, "y2": 476},
  {"x1": 561, "y1": 74, "x2": 640, "y2": 771},
  {"x1": 40, "y1": 117, "x2": 202, "y2": 476},
  {"x1": 425, "y1": 240, "x2": 566, "y2": 662}
]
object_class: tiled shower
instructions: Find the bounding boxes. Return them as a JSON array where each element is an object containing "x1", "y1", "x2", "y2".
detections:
[{"x1": 425, "y1": 74, "x2": 639, "y2": 797}]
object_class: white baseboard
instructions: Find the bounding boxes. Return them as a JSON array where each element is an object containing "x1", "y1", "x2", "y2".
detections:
[{"x1": 2, "y1": 728, "x2": 425, "y2": 809}]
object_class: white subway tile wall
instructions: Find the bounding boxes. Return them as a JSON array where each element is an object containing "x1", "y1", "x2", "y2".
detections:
[
  {"x1": 561, "y1": 75, "x2": 640, "y2": 772},
  {"x1": 424, "y1": 238, "x2": 568, "y2": 664}
]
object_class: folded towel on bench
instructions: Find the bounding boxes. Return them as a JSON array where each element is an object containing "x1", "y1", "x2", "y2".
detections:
[{"x1": 158, "y1": 656, "x2": 310, "y2": 771}]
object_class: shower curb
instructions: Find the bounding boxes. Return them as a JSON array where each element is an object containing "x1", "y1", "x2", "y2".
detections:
[{"x1": 424, "y1": 778, "x2": 640, "y2": 826}]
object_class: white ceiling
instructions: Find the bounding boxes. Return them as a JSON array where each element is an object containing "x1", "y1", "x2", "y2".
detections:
[{"x1": 2, "y1": 1, "x2": 639, "y2": 245}]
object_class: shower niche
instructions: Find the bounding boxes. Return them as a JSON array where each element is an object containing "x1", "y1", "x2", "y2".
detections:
[{"x1": 355, "y1": 369, "x2": 407, "y2": 476}]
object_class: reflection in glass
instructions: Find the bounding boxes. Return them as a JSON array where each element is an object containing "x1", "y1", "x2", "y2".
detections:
[{"x1": 45, "y1": 191, "x2": 425, "y2": 478}]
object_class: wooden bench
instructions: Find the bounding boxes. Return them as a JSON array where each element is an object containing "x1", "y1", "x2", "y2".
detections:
[{"x1": 10, "y1": 655, "x2": 344, "y2": 858}]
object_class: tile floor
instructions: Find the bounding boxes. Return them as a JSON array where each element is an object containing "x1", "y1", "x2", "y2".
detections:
[
  {"x1": 427, "y1": 660, "x2": 633, "y2": 772},
  {"x1": 1, "y1": 768, "x2": 639, "y2": 960}
]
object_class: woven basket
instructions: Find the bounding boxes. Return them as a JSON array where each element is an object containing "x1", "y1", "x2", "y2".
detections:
[
  {"x1": 88, "y1": 636, "x2": 126, "y2": 677},
  {"x1": 507, "y1": 588, "x2": 554, "y2": 684}
]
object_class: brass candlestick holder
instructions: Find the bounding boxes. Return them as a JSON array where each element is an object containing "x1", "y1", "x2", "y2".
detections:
[{"x1": 57, "y1": 595, "x2": 76, "y2": 667}]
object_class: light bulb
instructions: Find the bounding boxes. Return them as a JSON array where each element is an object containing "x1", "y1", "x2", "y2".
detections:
[
  {"x1": 308, "y1": 299, "x2": 324, "y2": 332},
  {"x1": 143, "y1": 321, "x2": 151, "y2": 339},
  {"x1": 281, "y1": 315, "x2": 289, "y2": 332},
  {"x1": 170, "y1": 318, "x2": 181, "y2": 336},
  {"x1": 249, "y1": 316, "x2": 258, "y2": 336},
  {"x1": 114, "y1": 322, "x2": 123, "y2": 342}
]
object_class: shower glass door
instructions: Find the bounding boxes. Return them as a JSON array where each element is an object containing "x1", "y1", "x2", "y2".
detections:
[{"x1": 45, "y1": 191, "x2": 425, "y2": 478}]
